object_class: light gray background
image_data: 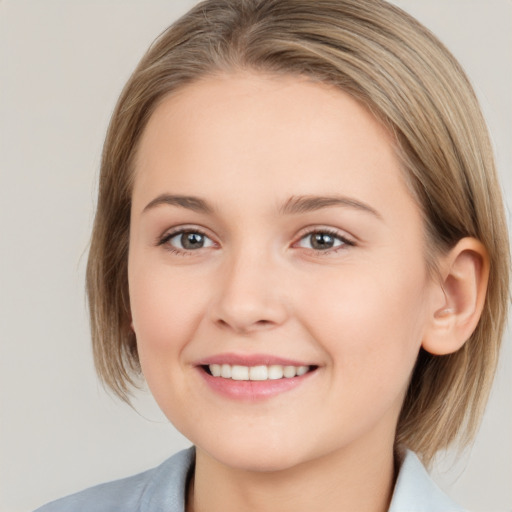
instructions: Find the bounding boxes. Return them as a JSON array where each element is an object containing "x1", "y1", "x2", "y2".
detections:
[{"x1": 1, "y1": 1, "x2": 510, "y2": 511}]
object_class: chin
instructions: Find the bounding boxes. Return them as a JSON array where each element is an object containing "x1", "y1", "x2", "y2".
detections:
[
  {"x1": 211, "y1": 449, "x2": 303, "y2": 473},
  {"x1": 196, "y1": 434, "x2": 317, "y2": 473}
]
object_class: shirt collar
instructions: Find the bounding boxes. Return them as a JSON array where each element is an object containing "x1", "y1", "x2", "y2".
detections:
[
  {"x1": 388, "y1": 450, "x2": 466, "y2": 512},
  {"x1": 142, "y1": 447, "x2": 465, "y2": 512}
]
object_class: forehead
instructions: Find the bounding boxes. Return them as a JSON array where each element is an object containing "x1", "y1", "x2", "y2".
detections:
[{"x1": 132, "y1": 72, "x2": 415, "y2": 221}]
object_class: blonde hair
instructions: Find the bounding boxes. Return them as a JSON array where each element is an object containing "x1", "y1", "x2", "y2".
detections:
[{"x1": 86, "y1": 0, "x2": 510, "y2": 464}]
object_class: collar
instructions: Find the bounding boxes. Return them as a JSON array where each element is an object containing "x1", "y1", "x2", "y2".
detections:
[
  {"x1": 388, "y1": 450, "x2": 466, "y2": 511},
  {"x1": 141, "y1": 447, "x2": 465, "y2": 512}
]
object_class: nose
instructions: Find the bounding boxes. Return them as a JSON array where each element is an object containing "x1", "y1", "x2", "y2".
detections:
[{"x1": 209, "y1": 251, "x2": 289, "y2": 334}]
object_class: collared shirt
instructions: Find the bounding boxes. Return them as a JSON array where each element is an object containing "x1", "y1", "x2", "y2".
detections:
[{"x1": 35, "y1": 447, "x2": 466, "y2": 512}]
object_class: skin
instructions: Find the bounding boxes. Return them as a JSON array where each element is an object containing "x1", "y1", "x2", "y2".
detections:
[{"x1": 128, "y1": 72, "x2": 462, "y2": 512}]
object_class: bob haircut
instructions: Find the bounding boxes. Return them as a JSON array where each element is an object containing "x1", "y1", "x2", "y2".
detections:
[{"x1": 86, "y1": 0, "x2": 510, "y2": 465}]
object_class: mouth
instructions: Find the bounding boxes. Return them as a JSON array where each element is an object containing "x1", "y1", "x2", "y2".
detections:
[
  {"x1": 201, "y1": 363, "x2": 318, "y2": 381},
  {"x1": 195, "y1": 354, "x2": 319, "y2": 400},
  {"x1": 201, "y1": 363, "x2": 318, "y2": 382}
]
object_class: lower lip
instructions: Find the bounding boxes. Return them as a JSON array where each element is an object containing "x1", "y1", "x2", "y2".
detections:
[{"x1": 198, "y1": 367, "x2": 316, "y2": 401}]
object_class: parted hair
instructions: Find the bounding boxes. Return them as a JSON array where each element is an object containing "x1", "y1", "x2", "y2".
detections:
[{"x1": 86, "y1": 0, "x2": 510, "y2": 465}]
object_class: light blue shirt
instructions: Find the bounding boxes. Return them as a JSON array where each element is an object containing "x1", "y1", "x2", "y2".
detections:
[{"x1": 35, "y1": 447, "x2": 466, "y2": 512}]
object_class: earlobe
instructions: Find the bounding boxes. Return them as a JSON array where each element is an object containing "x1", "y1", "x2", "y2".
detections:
[{"x1": 422, "y1": 238, "x2": 489, "y2": 356}]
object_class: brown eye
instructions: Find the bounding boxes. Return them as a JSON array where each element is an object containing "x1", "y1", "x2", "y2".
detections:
[
  {"x1": 297, "y1": 231, "x2": 351, "y2": 251},
  {"x1": 310, "y1": 233, "x2": 336, "y2": 250},
  {"x1": 181, "y1": 232, "x2": 205, "y2": 249},
  {"x1": 165, "y1": 230, "x2": 215, "y2": 251}
]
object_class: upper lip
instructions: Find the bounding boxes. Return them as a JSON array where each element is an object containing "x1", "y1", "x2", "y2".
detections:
[{"x1": 194, "y1": 353, "x2": 316, "y2": 367}]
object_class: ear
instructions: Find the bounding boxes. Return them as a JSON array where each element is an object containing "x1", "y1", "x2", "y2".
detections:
[{"x1": 422, "y1": 238, "x2": 489, "y2": 355}]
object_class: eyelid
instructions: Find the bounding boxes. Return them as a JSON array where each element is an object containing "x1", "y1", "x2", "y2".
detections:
[
  {"x1": 292, "y1": 226, "x2": 356, "y2": 252},
  {"x1": 156, "y1": 225, "x2": 218, "y2": 250},
  {"x1": 155, "y1": 224, "x2": 355, "y2": 255}
]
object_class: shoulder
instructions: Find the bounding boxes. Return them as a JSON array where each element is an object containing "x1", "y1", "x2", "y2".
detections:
[
  {"x1": 389, "y1": 450, "x2": 467, "y2": 512},
  {"x1": 34, "y1": 447, "x2": 195, "y2": 512}
]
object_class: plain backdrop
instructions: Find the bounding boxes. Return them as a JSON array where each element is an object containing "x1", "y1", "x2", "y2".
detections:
[{"x1": 1, "y1": 1, "x2": 510, "y2": 511}]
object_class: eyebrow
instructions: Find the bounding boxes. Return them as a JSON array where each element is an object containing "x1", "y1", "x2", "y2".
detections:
[
  {"x1": 143, "y1": 194, "x2": 213, "y2": 214},
  {"x1": 280, "y1": 195, "x2": 382, "y2": 219},
  {"x1": 142, "y1": 193, "x2": 382, "y2": 219}
]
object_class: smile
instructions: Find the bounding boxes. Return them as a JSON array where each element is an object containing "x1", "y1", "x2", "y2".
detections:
[
  {"x1": 206, "y1": 364, "x2": 312, "y2": 381},
  {"x1": 196, "y1": 356, "x2": 319, "y2": 400}
]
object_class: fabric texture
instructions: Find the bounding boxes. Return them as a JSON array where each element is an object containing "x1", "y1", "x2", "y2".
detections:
[{"x1": 35, "y1": 447, "x2": 466, "y2": 512}]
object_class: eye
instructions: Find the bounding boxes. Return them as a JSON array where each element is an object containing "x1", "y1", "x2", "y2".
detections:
[
  {"x1": 160, "y1": 230, "x2": 215, "y2": 252},
  {"x1": 296, "y1": 230, "x2": 353, "y2": 251}
]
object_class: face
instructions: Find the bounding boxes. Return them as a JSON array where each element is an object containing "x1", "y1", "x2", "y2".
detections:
[{"x1": 128, "y1": 73, "x2": 437, "y2": 472}]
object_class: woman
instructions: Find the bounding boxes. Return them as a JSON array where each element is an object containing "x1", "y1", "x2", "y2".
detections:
[{"x1": 35, "y1": 1, "x2": 510, "y2": 510}]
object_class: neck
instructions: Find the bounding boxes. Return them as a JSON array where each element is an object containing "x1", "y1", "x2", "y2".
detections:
[{"x1": 187, "y1": 442, "x2": 396, "y2": 512}]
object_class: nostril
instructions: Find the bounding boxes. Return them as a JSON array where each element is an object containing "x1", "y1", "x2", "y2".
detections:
[{"x1": 215, "y1": 317, "x2": 276, "y2": 333}]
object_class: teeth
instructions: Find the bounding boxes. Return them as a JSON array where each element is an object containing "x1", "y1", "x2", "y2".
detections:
[
  {"x1": 208, "y1": 364, "x2": 310, "y2": 381},
  {"x1": 296, "y1": 365, "x2": 309, "y2": 376},
  {"x1": 231, "y1": 365, "x2": 249, "y2": 381},
  {"x1": 210, "y1": 364, "x2": 222, "y2": 377},
  {"x1": 249, "y1": 365, "x2": 268, "y2": 381},
  {"x1": 221, "y1": 364, "x2": 232, "y2": 378},
  {"x1": 268, "y1": 365, "x2": 284, "y2": 380},
  {"x1": 283, "y1": 366, "x2": 296, "y2": 378}
]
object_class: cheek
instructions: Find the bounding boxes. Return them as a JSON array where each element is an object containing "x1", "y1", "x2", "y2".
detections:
[
  {"x1": 302, "y1": 262, "x2": 429, "y2": 383},
  {"x1": 128, "y1": 265, "x2": 212, "y2": 424},
  {"x1": 129, "y1": 265, "x2": 208, "y2": 366}
]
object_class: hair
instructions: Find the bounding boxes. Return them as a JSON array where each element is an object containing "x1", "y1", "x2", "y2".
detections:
[{"x1": 86, "y1": 0, "x2": 510, "y2": 465}]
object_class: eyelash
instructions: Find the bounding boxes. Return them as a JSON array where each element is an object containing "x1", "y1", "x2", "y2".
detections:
[
  {"x1": 157, "y1": 227, "x2": 214, "y2": 256},
  {"x1": 156, "y1": 227, "x2": 356, "y2": 255},
  {"x1": 295, "y1": 228, "x2": 355, "y2": 255}
]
